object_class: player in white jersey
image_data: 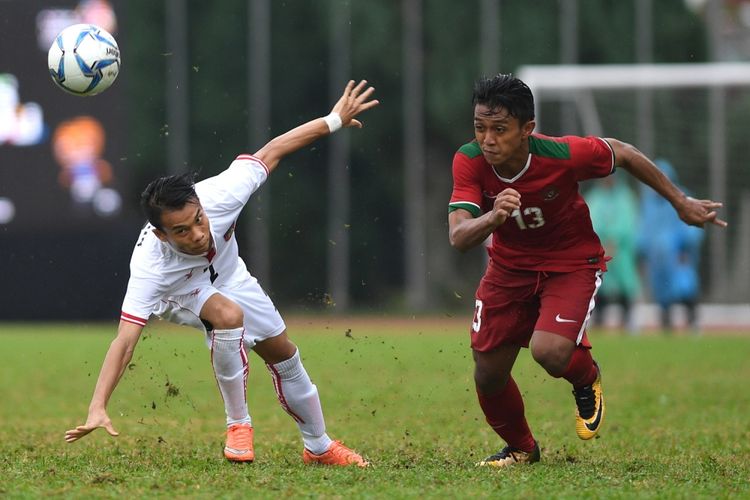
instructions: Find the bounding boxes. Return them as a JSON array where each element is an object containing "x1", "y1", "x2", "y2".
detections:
[{"x1": 64, "y1": 80, "x2": 378, "y2": 467}]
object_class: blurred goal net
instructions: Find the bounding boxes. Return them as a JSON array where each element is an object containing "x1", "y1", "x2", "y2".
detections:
[{"x1": 518, "y1": 63, "x2": 750, "y2": 304}]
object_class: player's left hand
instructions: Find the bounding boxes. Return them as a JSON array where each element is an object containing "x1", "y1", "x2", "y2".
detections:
[
  {"x1": 64, "y1": 409, "x2": 119, "y2": 443},
  {"x1": 676, "y1": 196, "x2": 727, "y2": 228},
  {"x1": 331, "y1": 80, "x2": 379, "y2": 128}
]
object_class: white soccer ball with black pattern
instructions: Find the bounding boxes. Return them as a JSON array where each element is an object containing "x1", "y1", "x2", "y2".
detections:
[{"x1": 48, "y1": 24, "x2": 120, "y2": 96}]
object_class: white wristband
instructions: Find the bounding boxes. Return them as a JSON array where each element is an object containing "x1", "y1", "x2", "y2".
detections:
[{"x1": 323, "y1": 112, "x2": 342, "y2": 133}]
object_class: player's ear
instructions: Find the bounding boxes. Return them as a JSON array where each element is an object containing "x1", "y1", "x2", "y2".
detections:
[
  {"x1": 152, "y1": 228, "x2": 168, "y2": 242},
  {"x1": 522, "y1": 119, "x2": 536, "y2": 138}
]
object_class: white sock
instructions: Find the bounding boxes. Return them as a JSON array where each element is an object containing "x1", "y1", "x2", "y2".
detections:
[
  {"x1": 210, "y1": 327, "x2": 251, "y2": 427},
  {"x1": 267, "y1": 349, "x2": 332, "y2": 454}
]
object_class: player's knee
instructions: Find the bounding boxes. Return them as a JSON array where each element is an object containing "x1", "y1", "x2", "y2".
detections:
[
  {"x1": 530, "y1": 343, "x2": 568, "y2": 376},
  {"x1": 212, "y1": 301, "x2": 244, "y2": 329},
  {"x1": 474, "y1": 366, "x2": 510, "y2": 395}
]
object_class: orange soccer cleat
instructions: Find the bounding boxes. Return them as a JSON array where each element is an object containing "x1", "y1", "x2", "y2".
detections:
[
  {"x1": 224, "y1": 423, "x2": 254, "y2": 462},
  {"x1": 303, "y1": 441, "x2": 369, "y2": 467}
]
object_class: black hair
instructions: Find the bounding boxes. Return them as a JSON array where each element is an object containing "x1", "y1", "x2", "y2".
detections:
[
  {"x1": 140, "y1": 172, "x2": 199, "y2": 230},
  {"x1": 472, "y1": 74, "x2": 535, "y2": 124}
]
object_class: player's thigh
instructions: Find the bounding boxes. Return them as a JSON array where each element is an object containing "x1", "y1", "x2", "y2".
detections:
[
  {"x1": 154, "y1": 286, "x2": 220, "y2": 334},
  {"x1": 535, "y1": 268, "x2": 602, "y2": 346},
  {"x1": 471, "y1": 277, "x2": 538, "y2": 352},
  {"x1": 219, "y1": 276, "x2": 286, "y2": 350}
]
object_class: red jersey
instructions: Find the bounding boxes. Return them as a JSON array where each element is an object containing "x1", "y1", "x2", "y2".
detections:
[{"x1": 449, "y1": 134, "x2": 615, "y2": 272}]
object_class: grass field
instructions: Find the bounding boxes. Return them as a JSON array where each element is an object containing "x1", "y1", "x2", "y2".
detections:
[{"x1": 1, "y1": 317, "x2": 748, "y2": 498}]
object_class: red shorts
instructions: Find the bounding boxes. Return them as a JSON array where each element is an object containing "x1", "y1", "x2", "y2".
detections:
[{"x1": 470, "y1": 265, "x2": 602, "y2": 352}]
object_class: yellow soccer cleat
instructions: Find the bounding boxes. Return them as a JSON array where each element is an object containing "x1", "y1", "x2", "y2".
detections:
[
  {"x1": 477, "y1": 442, "x2": 541, "y2": 468},
  {"x1": 224, "y1": 423, "x2": 255, "y2": 462},
  {"x1": 573, "y1": 362, "x2": 605, "y2": 440},
  {"x1": 303, "y1": 441, "x2": 369, "y2": 467}
]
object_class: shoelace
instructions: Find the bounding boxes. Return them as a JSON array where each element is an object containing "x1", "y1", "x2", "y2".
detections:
[
  {"x1": 573, "y1": 385, "x2": 596, "y2": 419},
  {"x1": 326, "y1": 441, "x2": 365, "y2": 464},
  {"x1": 329, "y1": 442, "x2": 355, "y2": 459},
  {"x1": 227, "y1": 426, "x2": 252, "y2": 449}
]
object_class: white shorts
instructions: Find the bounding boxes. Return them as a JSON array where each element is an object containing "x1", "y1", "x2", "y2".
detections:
[{"x1": 153, "y1": 274, "x2": 286, "y2": 350}]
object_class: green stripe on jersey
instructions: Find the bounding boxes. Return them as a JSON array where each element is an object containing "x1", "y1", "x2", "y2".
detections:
[
  {"x1": 448, "y1": 202, "x2": 481, "y2": 217},
  {"x1": 529, "y1": 136, "x2": 570, "y2": 159},
  {"x1": 458, "y1": 141, "x2": 482, "y2": 158}
]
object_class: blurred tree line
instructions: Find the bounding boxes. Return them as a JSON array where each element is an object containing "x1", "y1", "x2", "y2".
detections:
[{"x1": 123, "y1": 0, "x2": 707, "y2": 312}]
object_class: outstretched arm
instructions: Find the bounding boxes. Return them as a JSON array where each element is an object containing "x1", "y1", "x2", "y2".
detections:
[
  {"x1": 606, "y1": 138, "x2": 727, "y2": 228},
  {"x1": 254, "y1": 79, "x2": 379, "y2": 173},
  {"x1": 64, "y1": 320, "x2": 144, "y2": 443}
]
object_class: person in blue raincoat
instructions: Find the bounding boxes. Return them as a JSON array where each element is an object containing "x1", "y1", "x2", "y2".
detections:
[
  {"x1": 586, "y1": 173, "x2": 641, "y2": 332},
  {"x1": 638, "y1": 159, "x2": 704, "y2": 333}
]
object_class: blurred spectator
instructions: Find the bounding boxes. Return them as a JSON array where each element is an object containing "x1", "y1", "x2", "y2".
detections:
[
  {"x1": 638, "y1": 159, "x2": 704, "y2": 334},
  {"x1": 586, "y1": 173, "x2": 641, "y2": 333},
  {"x1": 0, "y1": 73, "x2": 45, "y2": 146},
  {"x1": 52, "y1": 115, "x2": 121, "y2": 217}
]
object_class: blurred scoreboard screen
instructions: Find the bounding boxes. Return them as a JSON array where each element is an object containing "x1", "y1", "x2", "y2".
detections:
[
  {"x1": 0, "y1": 0, "x2": 135, "y2": 320},
  {"x1": 0, "y1": 0, "x2": 130, "y2": 231}
]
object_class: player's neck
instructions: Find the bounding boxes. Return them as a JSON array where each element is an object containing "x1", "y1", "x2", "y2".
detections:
[
  {"x1": 491, "y1": 139, "x2": 530, "y2": 178},
  {"x1": 492, "y1": 150, "x2": 530, "y2": 178}
]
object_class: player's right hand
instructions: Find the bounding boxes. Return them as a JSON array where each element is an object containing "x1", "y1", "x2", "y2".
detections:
[
  {"x1": 331, "y1": 80, "x2": 379, "y2": 129},
  {"x1": 490, "y1": 188, "x2": 521, "y2": 226},
  {"x1": 64, "y1": 409, "x2": 119, "y2": 443}
]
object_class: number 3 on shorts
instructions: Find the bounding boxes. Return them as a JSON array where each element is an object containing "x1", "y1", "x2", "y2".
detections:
[{"x1": 472, "y1": 299, "x2": 483, "y2": 333}]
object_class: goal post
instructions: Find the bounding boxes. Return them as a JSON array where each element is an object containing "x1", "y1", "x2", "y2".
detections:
[
  {"x1": 517, "y1": 63, "x2": 750, "y2": 305},
  {"x1": 518, "y1": 63, "x2": 750, "y2": 92}
]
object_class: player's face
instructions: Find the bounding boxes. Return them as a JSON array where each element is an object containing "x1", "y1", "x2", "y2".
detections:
[
  {"x1": 474, "y1": 104, "x2": 535, "y2": 170},
  {"x1": 153, "y1": 201, "x2": 213, "y2": 255}
]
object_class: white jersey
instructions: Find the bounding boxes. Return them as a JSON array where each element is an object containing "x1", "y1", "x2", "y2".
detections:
[{"x1": 120, "y1": 154, "x2": 269, "y2": 327}]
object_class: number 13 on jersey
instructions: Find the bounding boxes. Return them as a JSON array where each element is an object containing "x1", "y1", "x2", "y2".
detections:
[{"x1": 511, "y1": 206, "x2": 545, "y2": 230}]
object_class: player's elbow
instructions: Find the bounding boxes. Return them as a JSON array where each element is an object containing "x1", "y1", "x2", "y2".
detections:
[
  {"x1": 123, "y1": 343, "x2": 137, "y2": 361},
  {"x1": 252, "y1": 144, "x2": 281, "y2": 173},
  {"x1": 109, "y1": 335, "x2": 138, "y2": 365},
  {"x1": 449, "y1": 230, "x2": 470, "y2": 253}
]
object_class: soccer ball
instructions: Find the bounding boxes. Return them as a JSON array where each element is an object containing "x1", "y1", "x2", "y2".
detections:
[{"x1": 47, "y1": 24, "x2": 120, "y2": 96}]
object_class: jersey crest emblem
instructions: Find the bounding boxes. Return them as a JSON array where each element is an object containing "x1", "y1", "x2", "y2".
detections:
[
  {"x1": 224, "y1": 221, "x2": 237, "y2": 241},
  {"x1": 542, "y1": 186, "x2": 560, "y2": 201}
]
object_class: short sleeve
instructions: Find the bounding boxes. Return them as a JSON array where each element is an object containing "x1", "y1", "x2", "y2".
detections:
[
  {"x1": 120, "y1": 238, "x2": 167, "y2": 326},
  {"x1": 120, "y1": 274, "x2": 165, "y2": 326},
  {"x1": 195, "y1": 154, "x2": 270, "y2": 213},
  {"x1": 449, "y1": 151, "x2": 482, "y2": 217},
  {"x1": 569, "y1": 136, "x2": 615, "y2": 181}
]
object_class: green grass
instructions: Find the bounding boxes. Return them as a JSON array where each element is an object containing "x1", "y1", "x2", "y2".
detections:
[{"x1": 1, "y1": 318, "x2": 749, "y2": 498}]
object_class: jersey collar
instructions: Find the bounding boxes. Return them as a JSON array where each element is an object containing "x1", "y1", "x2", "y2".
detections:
[{"x1": 491, "y1": 153, "x2": 531, "y2": 183}]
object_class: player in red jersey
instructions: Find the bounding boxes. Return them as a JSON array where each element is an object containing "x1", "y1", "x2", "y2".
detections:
[{"x1": 449, "y1": 74, "x2": 726, "y2": 467}]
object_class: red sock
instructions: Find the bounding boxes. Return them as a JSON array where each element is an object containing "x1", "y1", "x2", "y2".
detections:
[
  {"x1": 476, "y1": 376, "x2": 536, "y2": 452},
  {"x1": 561, "y1": 346, "x2": 598, "y2": 388}
]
